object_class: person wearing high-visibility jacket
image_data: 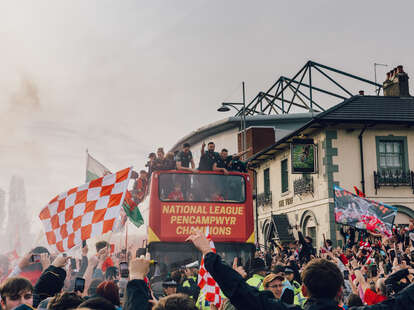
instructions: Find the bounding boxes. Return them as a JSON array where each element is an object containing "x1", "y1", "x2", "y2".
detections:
[
  {"x1": 181, "y1": 261, "x2": 200, "y2": 301},
  {"x1": 285, "y1": 268, "x2": 306, "y2": 308},
  {"x1": 246, "y1": 258, "x2": 267, "y2": 291}
]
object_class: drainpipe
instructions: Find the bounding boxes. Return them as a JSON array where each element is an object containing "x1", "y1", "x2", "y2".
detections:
[
  {"x1": 253, "y1": 170, "x2": 259, "y2": 245},
  {"x1": 359, "y1": 126, "x2": 368, "y2": 194}
]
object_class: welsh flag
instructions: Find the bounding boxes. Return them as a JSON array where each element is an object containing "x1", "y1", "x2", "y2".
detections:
[{"x1": 86, "y1": 151, "x2": 144, "y2": 229}]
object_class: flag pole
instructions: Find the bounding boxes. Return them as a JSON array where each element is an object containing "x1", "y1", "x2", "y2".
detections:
[{"x1": 125, "y1": 218, "x2": 128, "y2": 260}]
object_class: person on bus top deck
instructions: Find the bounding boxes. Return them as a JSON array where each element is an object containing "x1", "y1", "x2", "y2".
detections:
[
  {"x1": 146, "y1": 152, "x2": 157, "y2": 176},
  {"x1": 213, "y1": 147, "x2": 252, "y2": 174},
  {"x1": 176, "y1": 143, "x2": 196, "y2": 172},
  {"x1": 152, "y1": 147, "x2": 166, "y2": 171},
  {"x1": 198, "y1": 142, "x2": 220, "y2": 171},
  {"x1": 167, "y1": 183, "x2": 184, "y2": 201},
  {"x1": 131, "y1": 170, "x2": 148, "y2": 204},
  {"x1": 163, "y1": 152, "x2": 177, "y2": 170}
]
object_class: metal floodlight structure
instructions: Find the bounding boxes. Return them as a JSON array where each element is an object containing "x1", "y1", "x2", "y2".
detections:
[{"x1": 236, "y1": 60, "x2": 383, "y2": 117}]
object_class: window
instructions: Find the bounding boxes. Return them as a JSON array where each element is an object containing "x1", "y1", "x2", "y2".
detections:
[
  {"x1": 281, "y1": 159, "x2": 288, "y2": 193},
  {"x1": 376, "y1": 136, "x2": 409, "y2": 172},
  {"x1": 159, "y1": 173, "x2": 245, "y2": 203},
  {"x1": 264, "y1": 168, "x2": 270, "y2": 195}
]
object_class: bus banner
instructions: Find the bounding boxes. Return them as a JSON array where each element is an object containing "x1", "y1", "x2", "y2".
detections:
[{"x1": 160, "y1": 202, "x2": 247, "y2": 241}]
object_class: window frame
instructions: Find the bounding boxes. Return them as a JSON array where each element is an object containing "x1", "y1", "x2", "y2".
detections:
[
  {"x1": 158, "y1": 172, "x2": 246, "y2": 203},
  {"x1": 375, "y1": 136, "x2": 409, "y2": 172},
  {"x1": 281, "y1": 158, "x2": 289, "y2": 193},
  {"x1": 264, "y1": 168, "x2": 270, "y2": 195}
]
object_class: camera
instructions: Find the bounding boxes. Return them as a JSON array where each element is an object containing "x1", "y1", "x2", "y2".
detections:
[{"x1": 30, "y1": 254, "x2": 41, "y2": 263}]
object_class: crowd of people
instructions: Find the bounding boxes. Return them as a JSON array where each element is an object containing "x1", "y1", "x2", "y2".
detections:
[
  {"x1": 128, "y1": 142, "x2": 251, "y2": 205},
  {"x1": 145, "y1": 142, "x2": 251, "y2": 177},
  {"x1": 1, "y1": 220, "x2": 414, "y2": 310}
]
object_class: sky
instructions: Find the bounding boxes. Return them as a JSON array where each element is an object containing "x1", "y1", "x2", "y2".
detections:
[{"x1": 0, "y1": 0, "x2": 413, "y2": 236}]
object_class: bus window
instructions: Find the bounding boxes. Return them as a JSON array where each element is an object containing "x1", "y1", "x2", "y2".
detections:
[{"x1": 159, "y1": 173, "x2": 245, "y2": 203}]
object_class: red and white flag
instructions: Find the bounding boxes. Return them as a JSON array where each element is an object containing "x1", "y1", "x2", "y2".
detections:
[
  {"x1": 39, "y1": 167, "x2": 132, "y2": 252},
  {"x1": 197, "y1": 227, "x2": 222, "y2": 308}
]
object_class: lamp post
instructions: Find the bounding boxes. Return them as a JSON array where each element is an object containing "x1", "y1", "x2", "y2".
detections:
[{"x1": 217, "y1": 81, "x2": 247, "y2": 159}]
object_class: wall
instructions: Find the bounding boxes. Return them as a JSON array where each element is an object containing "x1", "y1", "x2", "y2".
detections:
[
  {"x1": 256, "y1": 129, "x2": 336, "y2": 247},
  {"x1": 333, "y1": 127, "x2": 414, "y2": 208}
]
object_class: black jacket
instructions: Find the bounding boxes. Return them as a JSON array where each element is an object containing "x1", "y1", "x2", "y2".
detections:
[
  {"x1": 384, "y1": 268, "x2": 410, "y2": 295},
  {"x1": 204, "y1": 252, "x2": 414, "y2": 310},
  {"x1": 123, "y1": 279, "x2": 151, "y2": 310},
  {"x1": 298, "y1": 231, "x2": 315, "y2": 263},
  {"x1": 204, "y1": 252, "x2": 301, "y2": 310},
  {"x1": 33, "y1": 265, "x2": 66, "y2": 308},
  {"x1": 351, "y1": 282, "x2": 414, "y2": 310}
]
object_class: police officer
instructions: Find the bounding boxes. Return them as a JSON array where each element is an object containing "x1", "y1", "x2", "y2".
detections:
[
  {"x1": 285, "y1": 267, "x2": 306, "y2": 307},
  {"x1": 181, "y1": 261, "x2": 200, "y2": 300},
  {"x1": 246, "y1": 258, "x2": 267, "y2": 291}
]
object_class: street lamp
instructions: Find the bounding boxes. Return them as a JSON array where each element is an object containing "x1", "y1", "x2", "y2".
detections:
[{"x1": 217, "y1": 81, "x2": 247, "y2": 159}]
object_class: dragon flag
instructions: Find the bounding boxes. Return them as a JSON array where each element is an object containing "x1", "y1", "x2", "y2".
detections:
[
  {"x1": 334, "y1": 185, "x2": 397, "y2": 237},
  {"x1": 86, "y1": 151, "x2": 144, "y2": 229},
  {"x1": 39, "y1": 167, "x2": 132, "y2": 252}
]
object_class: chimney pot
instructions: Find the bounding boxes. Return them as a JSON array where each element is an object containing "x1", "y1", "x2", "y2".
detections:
[
  {"x1": 383, "y1": 64, "x2": 410, "y2": 97},
  {"x1": 359, "y1": 90, "x2": 365, "y2": 96}
]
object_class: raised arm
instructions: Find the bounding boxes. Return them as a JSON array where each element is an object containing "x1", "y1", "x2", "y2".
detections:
[
  {"x1": 186, "y1": 230, "x2": 288, "y2": 310},
  {"x1": 233, "y1": 147, "x2": 253, "y2": 159}
]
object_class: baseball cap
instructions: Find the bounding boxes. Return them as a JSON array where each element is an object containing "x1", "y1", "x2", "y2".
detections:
[{"x1": 263, "y1": 273, "x2": 284, "y2": 288}]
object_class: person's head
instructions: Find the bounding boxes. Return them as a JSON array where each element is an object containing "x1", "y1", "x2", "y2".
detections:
[
  {"x1": 88, "y1": 279, "x2": 103, "y2": 296},
  {"x1": 162, "y1": 279, "x2": 178, "y2": 296},
  {"x1": 0, "y1": 277, "x2": 33, "y2": 310},
  {"x1": 96, "y1": 281, "x2": 120, "y2": 306},
  {"x1": 95, "y1": 241, "x2": 109, "y2": 253},
  {"x1": 251, "y1": 258, "x2": 267, "y2": 276},
  {"x1": 375, "y1": 278, "x2": 386, "y2": 296},
  {"x1": 284, "y1": 268, "x2": 294, "y2": 282},
  {"x1": 326, "y1": 239, "x2": 333, "y2": 247},
  {"x1": 48, "y1": 292, "x2": 83, "y2": 310},
  {"x1": 301, "y1": 258, "x2": 343, "y2": 300},
  {"x1": 170, "y1": 270, "x2": 184, "y2": 284},
  {"x1": 207, "y1": 142, "x2": 215, "y2": 152},
  {"x1": 263, "y1": 273, "x2": 284, "y2": 299},
  {"x1": 305, "y1": 236, "x2": 313, "y2": 244},
  {"x1": 183, "y1": 143, "x2": 190, "y2": 152},
  {"x1": 272, "y1": 265, "x2": 285, "y2": 280},
  {"x1": 148, "y1": 152, "x2": 156, "y2": 161},
  {"x1": 184, "y1": 261, "x2": 199, "y2": 278},
  {"x1": 165, "y1": 152, "x2": 175, "y2": 161},
  {"x1": 157, "y1": 147, "x2": 165, "y2": 159},
  {"x1": 173, "y1": 184, "x2": 182, "y2": 192},
  {"x1": 220, "y1": 149, "x2": 228, "y2": 159},
  {"x1": 105, "y1": 267, "x2": 118, "y2": 281},
  {"x1": 346, "y1": 293, "x2": 363, "y2": 307},
  {"x1": 153, "y1": 293, "x2": 197, "y2": 310},
  {"x1": 139, "y1": 170, "x2": 148, "y2": 179},
  {"x1": 77, "y1": 297, "x2": 115, "y2": 310}
]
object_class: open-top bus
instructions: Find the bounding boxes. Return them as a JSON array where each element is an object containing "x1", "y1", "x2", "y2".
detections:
[{"x1": 146, "y1": 170, "x2": 255, "y2": 270}]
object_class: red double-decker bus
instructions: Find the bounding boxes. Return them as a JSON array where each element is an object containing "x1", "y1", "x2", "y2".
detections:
[{"x1": 146, "y1": 170, "x2": 255, "y2": 269}]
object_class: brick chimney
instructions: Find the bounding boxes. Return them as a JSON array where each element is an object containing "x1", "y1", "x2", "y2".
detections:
[{"x1": 383, "y1": 65, "x2": 410, "y2": 97}]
